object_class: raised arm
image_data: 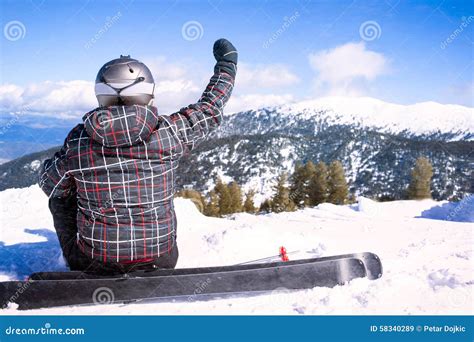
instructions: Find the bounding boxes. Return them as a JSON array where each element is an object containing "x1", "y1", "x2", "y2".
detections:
[{"x1": 166, "y1": 38, "x2": 237, "y2": 152}]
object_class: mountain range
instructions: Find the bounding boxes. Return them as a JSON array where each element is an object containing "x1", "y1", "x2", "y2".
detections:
[{"x1": 1, "y1": 96, "x2": 472, "y2": 201}]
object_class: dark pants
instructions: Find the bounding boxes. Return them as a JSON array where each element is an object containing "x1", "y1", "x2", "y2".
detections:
[{"x1": 49, "y1": 195, "x2": 178, "y2": 275}]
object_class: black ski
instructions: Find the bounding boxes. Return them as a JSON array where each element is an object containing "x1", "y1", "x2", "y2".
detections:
[{"x1": 0, "y1": 252, "x2": 382, "y2": 310}]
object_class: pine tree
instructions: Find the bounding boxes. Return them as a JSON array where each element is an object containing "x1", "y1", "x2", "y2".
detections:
[
  {"x1": 289, "y1": 162, "x2": 307, "y2": 208},
  {"x1": 290, "y1": 161, "x2": 317, "y2": 208},
  {"x1": 243, "y1": 189, "x2": 257, "y2": 213},
  {"x1": 407, "y1": 157, "x2": 433, "y2": 199},
  {"x1": 271, "y1": 172, "x2": 296, "y2": 213},
  {"x1": 308, "y1": 161, "x2": 329, "y2": 206},
  {"x1": 327, "y1": 161, "x2": 348, "y2": 205},
  {"x1": 175, "y1": 189, "x2": 205, "y2": 213},
  {"x1": 214, "y1": 177, "x2": 232, "y2": 215},
  {"x1": 228, "y1": 181, "x2": 243, "y2": 213},
  {"x1": 303, "y1": 161, "x2": 316, "y2": 205},
  {"x1": 259, "y1": 198, "x2": 273, "y2": 213},
  {"x1": 204, "y1": 190, "x2": 220, "y2": 217}
]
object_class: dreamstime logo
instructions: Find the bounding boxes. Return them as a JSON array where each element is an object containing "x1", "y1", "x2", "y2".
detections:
[
  {"x1": 84, "y1": 11, "x2": 122, "y2": 49},
  {"x1": 4, "y1": 322, "x2": 85, "y2": 335},
  {"x1": 440, "y1": 16, "x2": 473, "y2": 49},
  {"x1": 263, "y1": 11, "x2": 300, "y2": 49},
  {"x1": 92, "y1": 287, "x2": 115, "y2": 305},
  {"x1": 446, "y1": 194, "x2": 473, "y2": 221},
  {"x1": 0, "y1": 114, "x2": 20, "y2": 136},
  {"x1": 359, "y1": 20, "x2": 382, "y2": 41},
  {"x1": 83, "y1": 188, "x2": 123, "y2": 229},
  {"x1": 187, "y1": 278, "x2": 212, "y2": 302},
  {"x1": 4, "y1": 20, "x2": 26, "y2": 41},
  {"x1": 8, "y1": 280, "x2": 32, "y2": 304},
  {"x1": 0, "y1": 104, "x2": 33, "y2": 136},
  {"x1": 269, "y1": 286, "x2": 293, "y2": 308},
  {"x1": 100, "y1": 188, "x2": 124, "y2": 213},
  {"x1": 95, "y1": 109, "x2": 113, "y2": 130},
  {"x1": 181, "y1": 21, "x2": 204, "y2": 41},
  {"x1": 447, "y1": 287, "x2": 470, "y2": 308}
]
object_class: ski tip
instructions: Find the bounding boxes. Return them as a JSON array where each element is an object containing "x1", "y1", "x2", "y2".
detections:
[{"x1": 355, "y1": 252, "x2": 383, "y2": 280}]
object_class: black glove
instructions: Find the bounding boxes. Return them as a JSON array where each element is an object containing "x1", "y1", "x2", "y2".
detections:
[{"x1": 213, "y1": 38, "x2": 238, "y2": 65}]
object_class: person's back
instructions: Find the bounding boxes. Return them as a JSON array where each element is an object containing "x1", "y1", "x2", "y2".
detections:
[{"x1": 39, "y1": 39, "x2": 237, "y2": 273}]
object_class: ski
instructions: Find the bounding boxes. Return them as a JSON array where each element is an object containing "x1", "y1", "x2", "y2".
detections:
[{"x1": 0, "y1": 252, "x2": 382, "y2": 310}]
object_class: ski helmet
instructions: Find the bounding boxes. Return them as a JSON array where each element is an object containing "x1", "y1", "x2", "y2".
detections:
[{"x1": 95, "y1": 55, "x2": 155, "y2": 107}]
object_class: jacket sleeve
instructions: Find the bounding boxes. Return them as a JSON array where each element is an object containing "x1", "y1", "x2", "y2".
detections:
[
  {"x1": 164, "y1": 60, "x2": 236, "y2": 152},
  {"x1": 39, "y1": 127, "x2": 77, "y2": 198}
]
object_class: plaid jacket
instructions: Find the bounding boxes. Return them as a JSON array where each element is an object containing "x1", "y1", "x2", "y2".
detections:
[{"x1": 39, "y1": 61, "x2": 235, "y2": 263}]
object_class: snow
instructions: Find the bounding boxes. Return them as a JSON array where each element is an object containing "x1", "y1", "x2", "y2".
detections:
[
  {"x1": 26, "y1": 160, "x2": 41, "y2": 171},
  {"x1": 273, "y1": 96, "x2": 474, "y2": 138},
  {"x1": 0, "y1": 186, "x2": 472, "y2": 315},
  {"x1": 278, "y1": 145, "x2": 294, "y2": 171},
  {"x1": 420, "y1": 195, "x2": 474, "y2": 223}
]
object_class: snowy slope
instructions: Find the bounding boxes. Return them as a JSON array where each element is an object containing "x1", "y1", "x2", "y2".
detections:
[
  {"x1": 0, "y1": 186, "x2": 472, "y2": 315},
  {"x1": 260, "y1": 96, "x2": 474, "y2": 138}
]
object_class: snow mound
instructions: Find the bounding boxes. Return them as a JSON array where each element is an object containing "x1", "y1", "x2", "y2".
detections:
[
  {"x1": 353, "y1": 197, "x2": 386, "y2": 217},
  {"x1": 174, "y1": 197, "x2": 205, "y2": 220},
  {"x1": 0, "y1": 185, "x2": 54, "y2": 245},
  {"x1": 420, "y1": 195, "x2": 474, "y2": 223},
  {"x1": 353, "y1": 197, "x2": 444, "y2": 218}
]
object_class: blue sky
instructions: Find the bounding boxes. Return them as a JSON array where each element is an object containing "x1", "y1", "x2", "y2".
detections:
[{"x1": 0, "y1": 0, "x2": 473, "y2": 120}]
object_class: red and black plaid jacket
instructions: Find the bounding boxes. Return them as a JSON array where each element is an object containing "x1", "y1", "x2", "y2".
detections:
[{"x1": 39, "y1": 61, "x2": 235, "y2": 263}]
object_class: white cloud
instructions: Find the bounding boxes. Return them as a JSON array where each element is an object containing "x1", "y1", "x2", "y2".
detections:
[
  {"x1": 28, "y1": 81, "x2": 96, "y2": 114},
  {"x1": 308, "y1": 42, "x2": 388, "y2": 96},
  {"x1": 142, "y1": 56, "x2": 190, "y2": 81},
  {"x1": 237, "y1": 63, "x2": 300, "y2": 89},
  {"x1": 0, "y1": 79, "x2": 203, "y2": 118},
  {"x1": 225, "y1": 93, "x2": 295, "y2": 113},
  {"x1": 153, "y1": 80, "x2": 202, "y2": 114},
  {"x1": 0, "y1": 81, "x2": 96, "y2": 118},
  {"x1": 0, "y1": 84, "x2": 24, "y2": 108},
  {"x1": 0, "y1": 57, "x2": 300, "y2": 119},
  {"x1": 155, "y1": 80, "x2": 199, "y2": 94},
  {"x1": 173, "y1": 62, "x2": 298, "y2": 113}
]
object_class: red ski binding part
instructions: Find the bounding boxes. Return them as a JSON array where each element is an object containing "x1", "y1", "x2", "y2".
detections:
[{"x1": 279, "y1": 246, "x2": 289, "y2": 262}]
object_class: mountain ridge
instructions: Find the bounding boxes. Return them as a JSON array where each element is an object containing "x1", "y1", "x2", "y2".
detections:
[
  {"x1": 225, "y1": 96, "x2": 473, "y2": 140},
  {"x1": 0, "y1": 97, "x2": 472, "y2": 201}
]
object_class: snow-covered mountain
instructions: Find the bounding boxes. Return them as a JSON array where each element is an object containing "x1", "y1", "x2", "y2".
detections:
[
  {"x1": 179, "y1": 97, "x2": 473, "y2": 201},
  {"x1": 1, "y1": 186, "x2": 472, "y2": 314},
  {"x1": 258, "y1": 97, "x2": 473, "y2": 139},
  {"x1": 0, "y1": 97, "x2": 472, "y2": 200}
]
